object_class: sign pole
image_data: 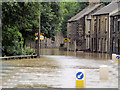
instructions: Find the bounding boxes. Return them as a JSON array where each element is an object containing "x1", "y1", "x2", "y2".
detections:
[
  {"x1": 67, "y1": 40, "x2": 69, "y2": 51},
  {"x1": 37, "y1": 14, "x2": 41, "y2": 58},
  {"x1": 40, "y1": 40, "x2": 41, "y2": 56},
  {"x1": 67, "y1": 40, "x2": 69, "y2": 56}
]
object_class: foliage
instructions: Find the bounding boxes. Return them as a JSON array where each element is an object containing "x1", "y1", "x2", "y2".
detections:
[
  {"x1": 41, "y1": 2, "x2": 62, "y2": 39},
  {"x1": 2, "y1": 2, "x2": 40, "y2": 56},
  {"x1": 59, "y1": 2, "x2": 89, "y2": 37},
  {"x1": 2, "y1": 2, "x2": 89, "y2": 56},
  {"x1": 101, "y1": 2, "x2": 110, "y2": 5},
  {"x1": 22, "y1": 47, "x2": 35, "y2": 55},
  {"x1": 2, "y1": 26, "x2": 23, "y2": 56}
]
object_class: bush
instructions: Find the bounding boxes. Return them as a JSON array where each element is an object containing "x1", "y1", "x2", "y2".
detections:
[{"x1": 22, "y1": 47, "x2": 35, "y2": 55}]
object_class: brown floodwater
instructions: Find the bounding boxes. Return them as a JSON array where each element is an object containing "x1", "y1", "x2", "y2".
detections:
[
  {"x1": 41, "y1": 49, "x2": 111, "y2": 60},
  {"x1": 1, "y1": 49, "x2": 118, "y2": 88}
]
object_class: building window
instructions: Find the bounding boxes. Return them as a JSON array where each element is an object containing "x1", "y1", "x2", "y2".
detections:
[
  {"x1": 118, "y1": 39, "x2": 120, "y2": 54},
  {"x1": 99, "y1": 19, "x2": 100, "y2": 32},
  {"x1": 118, "y1": 16, "x2": 120, "y2": 19},
  {"x1": 94, "y1": 19, "x2": 97, "y2": 31},
  {"x1": 105, "y1": 39, "x2": 107, "y2": 52},
  {"x1": 98, "y1": 39, "x2": 100, "y2": 51},
  {"x1": 113, "y1": 38, "x2": 116, "y2": 52},
  {"x1": 105, "y1": 19, "x2": 108, "y2": 32},
  {"x1": 114, "y1": 18, "x2": 116, "y2": 32},
  {"x1": 88, "y1": 37, "x2": 90, "y2": 49},
  {"x1": 86, "y1": 38, "x2": 88, "y2": 49},
  {"x1": 118, "y1": 21, "x2": 120, "y2": 31},
  {"x1": 88, "y1": 20, "x2": 91, "y2": 32}
]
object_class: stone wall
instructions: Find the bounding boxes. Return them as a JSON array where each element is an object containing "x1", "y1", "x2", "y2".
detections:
[
  {"x1": 67, "y1": 18, "x2": 86, "y2": 51},
  {"x1": 76, "y1": 18, "x2": 86, "y2": 51},
  {"x1": 67, "y1": 22, "x2": 77, "y2": 51}
]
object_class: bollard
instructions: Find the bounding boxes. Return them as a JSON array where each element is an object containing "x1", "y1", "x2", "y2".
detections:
[
  {"x1": 76, "y1": 69, "x2": 86, "y2": 88},
  {"x1": 112, "y1": 54, "x2": 116, "y2": 61},
  {"x1": 100, "y1": 65, "x2": 109, "y2": 81},
  {"x1": 116, "y1": 55, "x2": 119, "y2": 62}
]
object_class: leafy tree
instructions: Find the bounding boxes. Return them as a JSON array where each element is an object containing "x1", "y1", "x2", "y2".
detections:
[
  {"x1": 2, "y1": 2, "x2": 40, "y2": 56},
  {"x1": 2, "y1": 2, "x2": 89, "y2": 56},
  {"x1": 41, "y1": 2, "x2": 61, "y2": 39},
  {"x1": 59, "y1": 2, "x2": 89, "y2": 37}
]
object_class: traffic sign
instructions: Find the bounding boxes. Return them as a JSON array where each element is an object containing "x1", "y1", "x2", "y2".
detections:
[
  {"x1": 40, "y1": 35, "x2": 44, "y2": 40},
  {"x1": 35, "y1": 33, "x2": 38, "y2": 36},
  {"x1": 76, "y1": 72, "x2": 84, "y2": 80},
  {"x1": 76, "y1": 70, "x2": 86, "y2": 88},
  {"x1": 64, "y1": 38, "x2": 69, "y2": 43},
  {"x1": 35, "y1": 37, "x2": 38, "y2": 40},
  {"x1": 116, "y1": 56, "x2": 119, "y2": 59},
  {"x1": 116, "y1": 55, "x2": 119, "y2": 61}
]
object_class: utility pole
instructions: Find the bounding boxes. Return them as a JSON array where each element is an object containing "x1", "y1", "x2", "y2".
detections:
[{"x1": 37, "y1": 14, "x2": 41, "y2": 58}]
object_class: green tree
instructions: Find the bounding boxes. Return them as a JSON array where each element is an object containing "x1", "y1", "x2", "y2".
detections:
[
  {"x1": 2, "y1": 2, "x2": 40, "y2": 56},
  {"x1": 41, "y1": 2, "x2": 62, "y2": 39},
  {"x1": 59, "y1": 2, "x2": 89, "y2": 37},
  {"x1": 2, "y1": 2, "x2": 89, "y2": 56}
]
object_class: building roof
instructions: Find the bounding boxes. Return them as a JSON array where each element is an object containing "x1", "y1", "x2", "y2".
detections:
[
  {"x1": 68, "y1": 4, "x2": 102, "y2": 22},
  {"x1": 111, "y1": 11, "x2": 120, "y2": 16},
  {"x1": 93, "y1": 2, "x2": 120, "y2": 16},
  {"x1": 68, "y1": 6, "x2": 89, "y2": 22}
]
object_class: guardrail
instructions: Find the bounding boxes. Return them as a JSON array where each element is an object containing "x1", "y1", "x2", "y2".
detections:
[{"x1": 0, "y1": 55, "x2": 37, "y2": 60}]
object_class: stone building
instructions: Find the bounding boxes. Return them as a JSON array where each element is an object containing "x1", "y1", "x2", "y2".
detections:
[
  {"x1": 67, "y1": 3, "x2": 103, "y2": 51},
  {"x1": 91, "y1": 1, "x2": 120, "y2": 53},
  {"x1": 110, "y1": 11, "x2": 120, "y2": 54},
  {"x1": 85, "y1": 4, "x2": 104, "y2": 51}
]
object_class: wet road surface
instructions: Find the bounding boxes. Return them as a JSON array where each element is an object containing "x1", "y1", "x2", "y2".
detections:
[{"x1": 1, "y1": 49, "x2": 119, "y2": 88}]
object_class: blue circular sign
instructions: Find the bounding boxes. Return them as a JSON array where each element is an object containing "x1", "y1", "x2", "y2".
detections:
[
  {"x1": 76, "y1": 72, "x2": 84, "y2": 80},
  {"x1": 116, "y1": 56, "x2": 119, "y2": 59}
]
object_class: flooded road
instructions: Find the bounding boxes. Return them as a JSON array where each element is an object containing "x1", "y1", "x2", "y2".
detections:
[{"x1": 1, "y1": 49, "x2": 119, "y2": 88}]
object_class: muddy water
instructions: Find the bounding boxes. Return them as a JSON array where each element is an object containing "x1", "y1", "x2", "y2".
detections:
[
  {"x1": 1, "y1": 49, "x2": 118, "y2": 88},
  {"x1": 41, "y1": 49, "x2": 111, "y2": 60}
]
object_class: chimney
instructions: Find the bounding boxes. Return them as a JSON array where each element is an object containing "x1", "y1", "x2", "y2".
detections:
[{"x1": 89, "y1": 0, "x2": 100, "y2": 6}]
